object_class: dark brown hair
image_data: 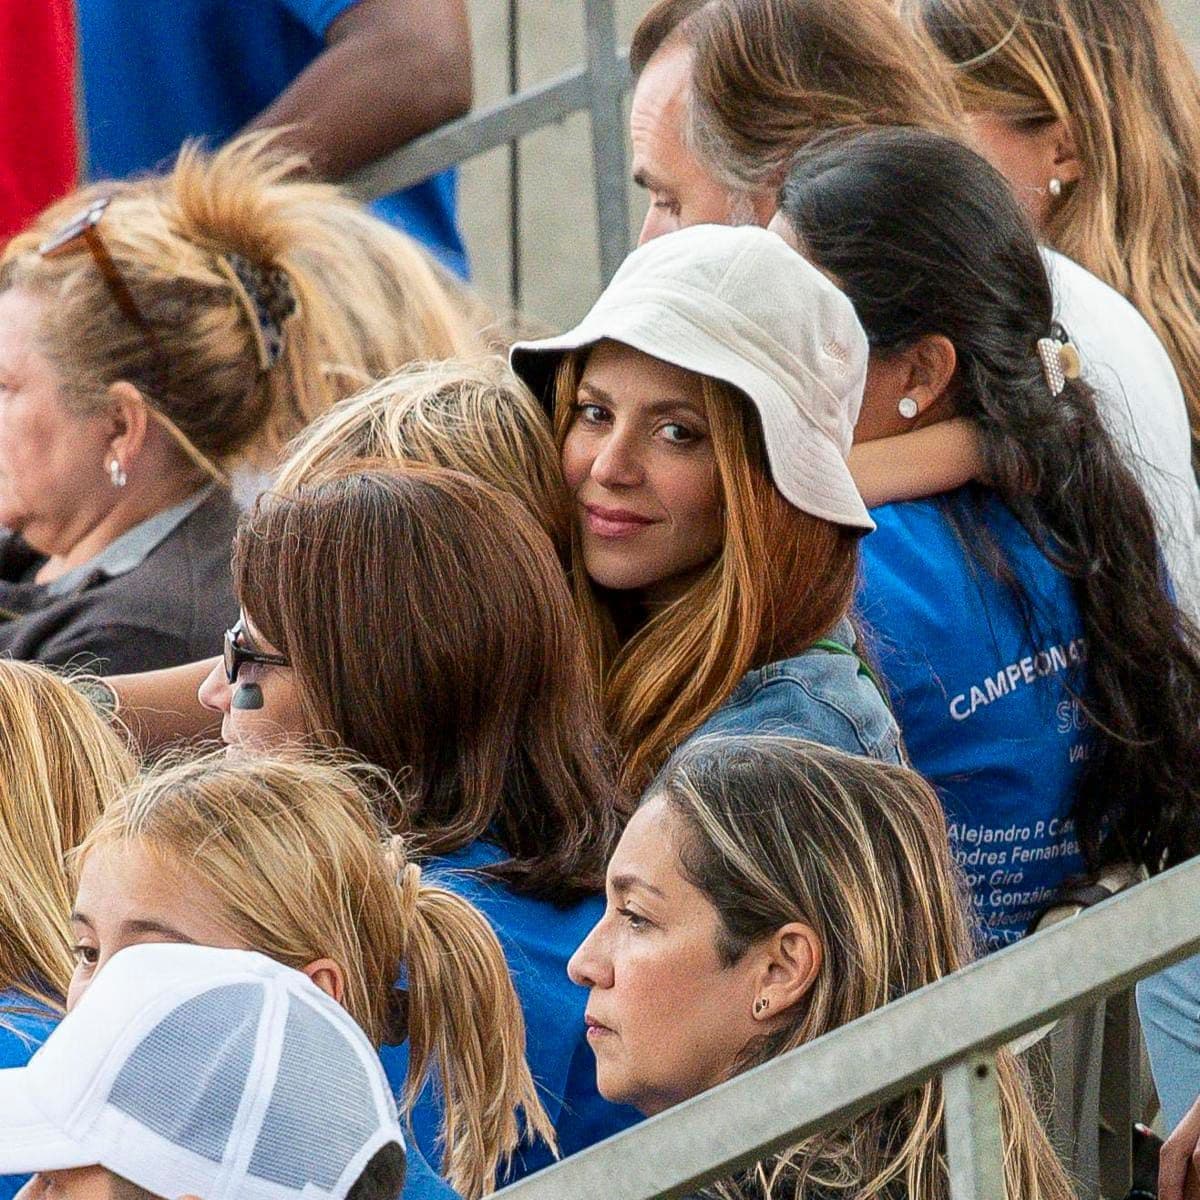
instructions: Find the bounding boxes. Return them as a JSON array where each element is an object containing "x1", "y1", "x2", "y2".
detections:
[
  {"x1": 233, "y1": 464, "x2": 622, "y2": 901},
  {"x1": 779, "y1": 127, "x2": 1200, "y2": 872}
]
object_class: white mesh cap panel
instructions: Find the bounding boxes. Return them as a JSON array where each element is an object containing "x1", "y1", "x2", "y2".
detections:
[
  {"x1": 247, "y1": 994, "x2": 380, "y2": 1191},
  {"x1": 107, "y1": 982, "x2": 264, "y2": 1163}
]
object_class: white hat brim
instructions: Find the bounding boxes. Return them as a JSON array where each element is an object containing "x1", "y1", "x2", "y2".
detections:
[
  {"x1": 511, "y1": 303, "x2": 874, "y2": 533},
  {"x1": 0, "y1": 1067, "x2": 95, "y2": 1173}
]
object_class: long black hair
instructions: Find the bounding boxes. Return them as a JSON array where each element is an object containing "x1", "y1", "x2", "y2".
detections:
[{"x1": 777, "y1": 125, "x2": 1200, "y2": 874}]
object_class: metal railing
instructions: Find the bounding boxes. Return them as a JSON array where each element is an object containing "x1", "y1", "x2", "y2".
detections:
[
  {"x1": 347, "y1": 0, "x2": 632, "y2": 298},
  {"x1": 488, "y1": 857, "x2": 1200, "y2": 1200}
]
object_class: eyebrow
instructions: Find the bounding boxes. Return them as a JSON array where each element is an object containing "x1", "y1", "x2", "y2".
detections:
[
  {"x1": 610, "y1": 872, "x2": 666, "y2": 899},
  {"x1": 578, "y1": 381, "x2": 706, "y2": 420},
  {"x1": 632, "y1": 167, "x2": 667, "y2": 193},
  {"x1": 70, "y1": 910, "x2": 196, "y2": 944}
]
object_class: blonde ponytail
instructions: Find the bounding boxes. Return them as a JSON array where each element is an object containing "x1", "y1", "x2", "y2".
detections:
[
  {"x1": 397, "y1": 862, "x2": 557, "y2": 1197},
  {"x1": 78, "y1": 754, "x2": 553, "y2": 1200},
  {"x1": 1, "y1": 132, "x2": 488, "y2": 471}
]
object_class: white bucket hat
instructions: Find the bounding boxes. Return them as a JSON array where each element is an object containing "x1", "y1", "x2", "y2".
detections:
[
  {"x1": 510, "y1": 223, "x2": 874, "y2": 532},
  {"x1": 0, "y1": 942, "x2": 405, "y2": 1200}
]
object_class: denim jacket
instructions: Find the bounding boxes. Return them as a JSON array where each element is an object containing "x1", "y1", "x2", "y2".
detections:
[{"x1": 690, "y1": 619, "x2": 903, "y2": 763}]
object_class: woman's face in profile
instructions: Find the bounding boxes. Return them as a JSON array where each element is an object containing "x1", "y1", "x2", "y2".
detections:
[
  {"x1": 566, "y1": 795, "x2": 764, "y2": 1115},
  {"x1": 197, "y1": 612, "x2": 307, "y2": 754},
  {"x1": 560, "y1": 341, "x2": 722, "y2": 606}
]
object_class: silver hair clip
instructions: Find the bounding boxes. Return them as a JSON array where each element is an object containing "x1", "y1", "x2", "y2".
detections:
[{"x1": 1036, "y1": 323, "x2": 1082, "y2": 397}]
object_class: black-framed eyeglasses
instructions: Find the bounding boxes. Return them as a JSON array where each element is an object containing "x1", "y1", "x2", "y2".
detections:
[{"x1": 223, "y1": 616, "x2": 289, "y2": 684}]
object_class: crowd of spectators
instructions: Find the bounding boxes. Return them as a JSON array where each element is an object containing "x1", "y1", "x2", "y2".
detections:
[{"x1": 4, "y1": 1, "x2": 1200, "y2": 1198}]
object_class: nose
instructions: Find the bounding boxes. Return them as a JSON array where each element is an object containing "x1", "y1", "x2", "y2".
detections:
[
  {"x1": 198, "y1": 657, "x2": 232, "y2": 715},
  {"x1": 568, "y1": 915, "x2": 614, "y2": 989},
  {"x1": 590, "y1": 428, "x2": 644, "y2": 491}
]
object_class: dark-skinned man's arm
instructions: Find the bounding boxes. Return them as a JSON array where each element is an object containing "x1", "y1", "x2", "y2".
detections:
[{"x1": 247, "y1": 0, "x2": 472, "y2": 181}]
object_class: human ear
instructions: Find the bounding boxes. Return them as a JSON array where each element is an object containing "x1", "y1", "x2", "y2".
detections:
[
  {"x1": 302, "y1": 957, "x2": 347, "y2": 1005},
  {"x1": 751, "y1": 922, "x2": 823, "y2": 1022},
  {"x1": 899, "y1": 335, "x2": 958, "y2": 418},
  {"x1": 1050, "y1": 118, "x2": 1082, "y2": 187},
  {"x1": 104, "y1": 381, "x2": 152, "y2": 476}
]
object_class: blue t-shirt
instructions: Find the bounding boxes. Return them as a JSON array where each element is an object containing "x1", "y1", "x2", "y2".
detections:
[
  {"x1": 0, "y1": 990, "x2": 59, "y2": 1200},
  {"x1": 77, "y1": 0, "x2": 467, "y2": 276},
  {"x1": 858, "y1": 487, "x2": 1091, "y2": 951},
  {"x1": 380, "y1": 840, "x2": 641, "y2": 1184}
]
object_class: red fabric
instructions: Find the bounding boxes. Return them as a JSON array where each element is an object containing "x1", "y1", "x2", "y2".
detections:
[{"x1": 0, "y1": 0, "x2": 78, "y2": 242}]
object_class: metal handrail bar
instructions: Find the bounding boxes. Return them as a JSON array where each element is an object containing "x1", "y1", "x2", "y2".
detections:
[
  {"x1": 346, "y1": 0, "x2": 633, "y2": 290},
  {"x1": 493, "y1": 857, "x2": 1200, "y2": 1200}
]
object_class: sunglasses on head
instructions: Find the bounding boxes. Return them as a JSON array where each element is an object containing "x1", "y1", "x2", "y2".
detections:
[{"x1": 223, "y1": 616, "x2": 289, "y2": 684}]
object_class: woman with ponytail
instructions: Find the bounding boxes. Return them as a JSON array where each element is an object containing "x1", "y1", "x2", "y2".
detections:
[
  {"x1": 0, "y1": 131, "x2": 482, "y2": 676},
  {"x1": 771, "y1": 126, "x2": 1200, "y2": 950},
  {"x1": 197, "y1": 463, "x2": 634, "y2": 1179},
  {"x1": 68, "y1": 752, "x2": 552, "y2": 1200}
]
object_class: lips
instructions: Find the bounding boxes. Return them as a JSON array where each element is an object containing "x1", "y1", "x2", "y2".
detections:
[
  {"x1": 584, "y1": 1013, "x2": 615, "y2": 1038},
  {"x1": 582, "y1": 502, "x2": 657, "y2": 539}
]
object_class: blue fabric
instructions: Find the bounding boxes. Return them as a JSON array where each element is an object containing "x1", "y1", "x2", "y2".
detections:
[
  {"x1": 0, "y1": 990, "x2": 59, "y2": 1200},
  {"x1": 77, "y1": 0, "x2": 467, "y2": 276},
  {"x1": 858, "y1": 487, "x2": 1091, "y2": 951},
  {"x1": 379, "y1": 840, "x2": 641, "y2": 1183},
  {"x1": 1138, "y1": 954, "x2": 1200, "y2": 1131},
  {"x1": 692, "y1": 617, "x2": 903, "y2": 763},
  {"x1": 402, "y1": 1143, "x2": 461, "y2": 1200}
]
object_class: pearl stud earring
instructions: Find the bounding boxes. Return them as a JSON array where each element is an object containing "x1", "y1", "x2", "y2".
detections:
[{"x1": 898, "y1": 397, "x2": 919, "y2": 420}]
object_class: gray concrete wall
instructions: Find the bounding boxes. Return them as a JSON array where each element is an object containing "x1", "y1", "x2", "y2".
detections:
[{"x1": 458, "y1": 1, "x2": 1200, "y2": 329}]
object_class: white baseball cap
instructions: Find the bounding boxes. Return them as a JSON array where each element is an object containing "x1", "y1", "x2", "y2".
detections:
[
  {"x1": 510, "y1": 224, "x2": 874, "y2": 531},
  {"x1": 0, "y1": 943, "x2": 405, "y2": 1200}
]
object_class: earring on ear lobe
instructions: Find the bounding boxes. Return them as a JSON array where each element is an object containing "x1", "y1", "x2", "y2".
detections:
[
  {"x1": 108, "y1": 458, "x2": 127, "y2": 489},
  {"x1": 753, "y1": 997, "x2": 770, "y2": 1017},
  {"x1": 1048, "y1": 177, "x2": 1064, "y2": 198},
  {"x1": 897, "y1": 397, "x2": 919, "y2": 420}
]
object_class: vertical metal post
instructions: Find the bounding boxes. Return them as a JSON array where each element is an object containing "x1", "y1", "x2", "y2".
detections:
[
  {"x1": 943, "y1": 1053, "x2": 1008, "y2": 1200},
  {"x1": 583, "y1": 0, "x2": 630, "y2": 284},
  {"x1": 507, "y1": 0, "x2": 522, "y2": 310},
  {"x1": 1098, "y1": 990, "x2": 1140, "y2": 1198}
]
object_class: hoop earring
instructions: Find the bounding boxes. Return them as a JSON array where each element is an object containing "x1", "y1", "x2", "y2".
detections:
[
  {"x1": 108, "y1": 458, "x2": 127, "y2": 489},
  {"x1": 1048, "y1": 177, "x2": 1064, "y2": 198},
  {"x1": 898, "y1": 397, "x2": 919, "y2": 420}
]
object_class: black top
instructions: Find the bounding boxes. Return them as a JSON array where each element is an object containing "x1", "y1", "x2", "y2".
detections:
[{"x1": 0, "y1": 488, "x2": 239, "y2": 675}]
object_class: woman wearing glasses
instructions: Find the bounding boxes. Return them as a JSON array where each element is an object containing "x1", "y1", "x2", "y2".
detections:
[
  {"x1": 0, "y1": 132, "x2": 481, "y2": 676},
  {"x1": 198, "y1": 463, "x2": 636, "y2": 1182}
]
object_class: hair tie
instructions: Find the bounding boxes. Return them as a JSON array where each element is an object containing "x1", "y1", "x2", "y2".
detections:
[
  {"x1": 215, "y1": 252, "x2": 298, "y2": 372},
  {"x1": 1036, "y1": 322, "x2": 1082, "y2": 397}
]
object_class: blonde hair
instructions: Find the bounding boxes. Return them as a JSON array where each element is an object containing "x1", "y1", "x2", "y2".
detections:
[
  {"x1": 77, "y1": 753, "x2": 555, "y2": 1198},
  {"x1": 0, "y1": 662, "x2": 135, "y2": 1009},
  {"x1": 906, "y1": 0, "x2": 1200, "y2": 462},
  {"x1": 275, "y1": 358, "x2": 573, "y2": 557},
  {"x1": 552, "y1": 353, "x2": 860, "y2": 793},
  {"x1": 654, "y1": 735, "x2": 1075, "y2": 1200},
  {"x1": 1, "y1": 132, "x2": 486, "y2": 471}
]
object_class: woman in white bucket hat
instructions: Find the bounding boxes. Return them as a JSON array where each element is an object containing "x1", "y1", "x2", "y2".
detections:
[{"x1": 510, "y1": 223, "x2": 901, "y2": 793}]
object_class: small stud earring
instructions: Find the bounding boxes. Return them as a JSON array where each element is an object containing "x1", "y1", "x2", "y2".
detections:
[
  {"x1": 753, "y1": 997, "x2": 769, "y2": 1017},
  {"x1": 108, "y1": 458, "x2": 127, "y2": 489},
  {"x1": 898, "y1": 397, "x2": 919, "y2": 420},
  {"x1": 1048, "y1": 177, "x2": 1063, "y2": 198}
]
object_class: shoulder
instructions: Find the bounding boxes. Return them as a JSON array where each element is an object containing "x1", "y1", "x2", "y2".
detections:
[
  {"x1": 0, "y1": 992, "x2": 57, "y2": 1069},
  {"x1": 696, "y1": 634, "x2": 903, "y2": 764}
]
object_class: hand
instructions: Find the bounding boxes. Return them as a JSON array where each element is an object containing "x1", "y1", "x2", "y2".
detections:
[{"x1": 1159, "y1": 1098, "x2": 1200, "y2": 1200}]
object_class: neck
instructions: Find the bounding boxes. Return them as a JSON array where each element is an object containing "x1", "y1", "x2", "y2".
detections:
[{"x1": 34, "y1": 469, "x2": 207, "y2": 584}]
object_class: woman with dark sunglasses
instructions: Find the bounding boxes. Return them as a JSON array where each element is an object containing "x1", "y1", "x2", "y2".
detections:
[
  {"x1": 0, "y1": 132, "x2": 482, "y2": 677},
  {"x1": 197, "y1": 462, "x2": 638, "y2": 1184}
]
